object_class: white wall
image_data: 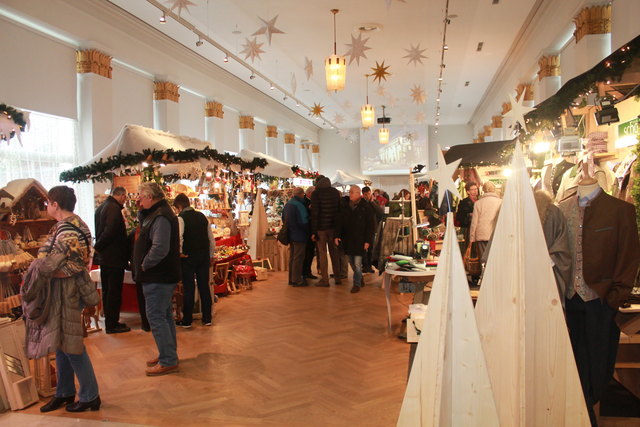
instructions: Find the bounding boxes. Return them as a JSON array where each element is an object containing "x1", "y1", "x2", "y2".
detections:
[
  {"x1": 428, "y1": 124, "x2": 473, "y2": 169},
  {"x1": 221, "y1": 109, "x2": 239, "y2": 154},
  {"x1": 179, "y1": 89, "x2": 205, "y2": 140},
  {"x1": 611, "y1": 0, "x2": 640, "y2": 51},
  {"x1": 253, "y1": 122, "x2": 267, "y2": 153},
  {"x1": 317, "y1": 129, "x2": 361, "y2": 183},
  {"x1": 112, "y1": 63, "x2": 154, "y2": 135}
]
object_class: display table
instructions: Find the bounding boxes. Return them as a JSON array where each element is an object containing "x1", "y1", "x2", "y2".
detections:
[{"x1": 382, "y1": 266, "x2": 437, "y2": 330}]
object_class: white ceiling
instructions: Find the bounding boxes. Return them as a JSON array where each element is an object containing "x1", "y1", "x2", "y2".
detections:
[{"x1": 107, "y1": 0, "x2": 539, "y2": 131}]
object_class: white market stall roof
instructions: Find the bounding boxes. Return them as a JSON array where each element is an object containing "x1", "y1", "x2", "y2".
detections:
[
  {"x1": 239, "y1": 149, "x2": 294, "y2": 178},
  {"x1": 331, "y1": 170, "x2": 368, "y2": 187}
]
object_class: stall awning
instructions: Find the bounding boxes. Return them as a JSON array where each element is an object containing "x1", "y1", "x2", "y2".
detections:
[
  {"x1": 443, "y1": 139, "x2": 516, "y2": 167},
  {"x1": 239, "y1": 149, "x2": 294, "y2": 178},
  {"x1": 331, "y1": 170, "x2": 368, "y2": 187}
]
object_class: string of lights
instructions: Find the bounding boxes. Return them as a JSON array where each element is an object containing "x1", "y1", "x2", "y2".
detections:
[
  {"x1": 434, "y1": 0, "x2": 451, "y2": 135},
  {"x1": 146, "y1": 0, "x2": 339, "y2": 130}
]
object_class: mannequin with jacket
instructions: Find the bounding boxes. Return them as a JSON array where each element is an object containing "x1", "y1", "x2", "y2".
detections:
[{"x1": 558, "y1": 170, "x2": 640, "y2": 426}]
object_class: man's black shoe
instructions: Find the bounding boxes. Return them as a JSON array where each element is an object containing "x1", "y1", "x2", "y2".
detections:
[
  {"x1": 304, "y1": 274, "x2": 318, "y2": 279},
  {"x1": 40, "y1": 395, "x2": 75, "y2": 412},
  {"x1": 106, "y1": 325, "x2": 131, "y2": 334},
  {"x1": 141, "y1": 323, "x2": 151, "y2": 332},
  {"x1": 350, "y1": 286, "x2": 361, "y2": 293}
]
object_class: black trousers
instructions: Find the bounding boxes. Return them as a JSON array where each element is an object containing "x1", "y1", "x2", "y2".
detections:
[
  {"x1": 135, "y1": 281, "x2": 149, "y2": 329},
  {"x1": 302, "y1": 239, "x2": 315, "y2": 276},
  {"x1": 181, "y1": 252, "x2": 212, "y2": 324},
  {"x1": 566, "y1": 295, "x2": 619, "y2": 427},
  {"x1": 100, "y1": 265, "x2": 124, "y2": 329}
]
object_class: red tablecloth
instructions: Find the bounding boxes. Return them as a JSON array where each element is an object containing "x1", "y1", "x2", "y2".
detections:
[{"x1": 215, "y1": 234, "x2": 242, "y2": 247}]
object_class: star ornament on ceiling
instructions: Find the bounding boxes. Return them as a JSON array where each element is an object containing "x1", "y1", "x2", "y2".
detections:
[
  {"x1": 252, "y1": 15, "x2": 285, "y2": 46},
  {"x1": 311, "y1": 103, "x2": 325, "y2": 117},
  {"x1": 371, "y1": 60, "x2": 391, "y2": 84},
  {"x1": 376, "y1": 85, "x2": 387, "y2": 97},
  {"x1": 425, "y1": 145, "x2": 461, "y2": 209},
  {"x1": 503, "y1": 92, "x2": 535, "y2": 133},
  {"x1": 410, "y1": 84, "x2": 426, "y2": 105},
  {"x1": 403, "y1": 43, "x2": 427, "y2": 66},
  {"x1": 304, "y1": 57, "x2": 313, "y2": 81},
  {"x1": 166, "y1": 0, "x2": 196, "y2": 15},
  {"x1": 344, "y1": 33, "x2": 371, "y2": 66},
  {"x1": 333, "y1": 113, "x2": 345, "y2": 124},
  {"x1": 415, "y1": 111, "x2": 426, "y2": 124},
  {"x1": 240, "y1": 37, "x2": 265, "y2": 63}
]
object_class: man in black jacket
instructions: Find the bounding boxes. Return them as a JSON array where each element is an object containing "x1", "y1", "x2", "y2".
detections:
[
  {"x1": 173, "y1": 193, "x2": 215, "y2": 327},
  {"x1": 133, "y1": 182, "x2": 181, "y2": 376},
  {"x1": 310, "y1": 176, "x2": 342, "y2": 286},
  {"x1": 94, "y1": 187, "x2": 130, "y2": 334},
  {"x1": 335, "y1": 186, "x2": 375, "y2": 293}
]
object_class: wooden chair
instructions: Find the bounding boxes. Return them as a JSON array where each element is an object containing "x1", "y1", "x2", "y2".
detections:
[
  {"x1": 232, "y1": 257, "x2": 254, "y2": 291},
  {"x1": 212, "y1": 262, "x2": 236, "y2": 295}
]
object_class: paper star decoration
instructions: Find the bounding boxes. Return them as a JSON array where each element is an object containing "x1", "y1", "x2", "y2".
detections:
[
  {"x1": 344, "y1": 33, "x2": 371, "y2": 66},
  {"x1": 376, "y1": 85, "x2": 387, "y2": 97},
  {"x1": 311, "y1": 103, "x2": 324, "y2": 117},
  {"x1": 425, "y1": 145, "x2": 461, "y2": 209},
  {"x1": 502, "y1": 92, "x2": 535, "y2": 133},
  {"x1": 386, "y1": 94, "x2": 399, "y2": 108},
  {"x1": 403, "y1": 43, "x2": 427, "y2": 66},
  {"x1": 240, "y1": 37, "x2": 265, "y2": 63},
  {"x1": 290, "y1": 73, "x2": 297, "y2": 95},
  {"x1": 415, "y1": 111, "x2": 426, "y2": 124},
  {"x1": 252, "y1": 15, "x2": 285, "y2": 46},
  {"x1": 339, "y1": 129, "x2": 352, "y2": 139},
  {"x1": 304, "y1": 57, "x2": 313, "y2": 81},
  {"x1": 371, "y1": 61, "x2": 391, "y2": 83},
  {"x1": 385, "y1": 0, "x2": 406, "y2": 10},
  {"x1": 410, "y1": 84, "x2": 426, "y2": 104},
  {"x1": 166, "y1": 0, "x2": 196, "y2": 15},
  {"x1": 342, "y1": 100, "x2": 352, "y2": 110},
  {"x1": 333, "y1": 113, "x2": 345, "y2": 124}
]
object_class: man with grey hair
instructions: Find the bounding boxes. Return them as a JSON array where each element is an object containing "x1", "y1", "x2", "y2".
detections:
[
  {"x1": 94, "y1": 186, "x2": 130, "y2": 334},
  {"x1": 133, "y1": 182, "x2": 181, "y2": 376},
  {"x1": 283, "y1": 187, "x2": 310, "y2": 287}
]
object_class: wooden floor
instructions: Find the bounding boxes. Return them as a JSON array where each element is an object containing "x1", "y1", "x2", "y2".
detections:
[{"x1": 16, "y1": 271, "x2": 413, "y2": 426}]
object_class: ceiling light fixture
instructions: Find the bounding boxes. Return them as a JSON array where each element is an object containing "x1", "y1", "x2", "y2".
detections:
[
  {"x1": 433, "y1": 0, "x2": 451, "y2": 128},
  {"x1": 159, "y1": 12, "x2": 167, "y2": 23},
  {"x1": 223, "y1": 54, "x2": 229, "y2": 63},
  {"x1": 270, "y1": 82, "x2": 275, "y2": 90},
  {"x1": 360, "y1": 74, "x2": 375, "y2": 128},
  {"x1": 325, "y1": 9, "x2": 346, "y2": 92},
  {"x1": 196, "y1": 37, "x2": 203, "y2": 47},
  {"x1": 378, "y1": 105, "x2": 389, "y2": 145},
  {"x1": 249, "y1": 72, "x2": 256, "y2": 80}
]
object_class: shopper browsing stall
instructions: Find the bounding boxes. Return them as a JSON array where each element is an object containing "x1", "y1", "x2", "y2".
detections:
[
  {"x1": 310, "y1": 176, "x2": 342, "y2": 287},
  {"x1": 283, "y1": 187, "x2": 310, "y2": 287},
  {"x1": 132, "y1": 182, "x2": 181, "y2": 376}
]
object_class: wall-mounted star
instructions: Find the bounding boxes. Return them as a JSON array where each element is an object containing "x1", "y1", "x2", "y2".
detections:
[
  {"x1": 403, "y1": 43, "x2": 427, "y2": 66},
  {"x1": 311, "y1": 103, "x2": 324, "y2": 117},
  {"x1": 424, "y1": 145, "x2": 462, "y2": 209},
  {"x1": 333, "y1": 113, "x2": 345, "y2": 124},
  {"x1": 304, "y1": 56, "x2": 313, "y2": 81},
  {"x1": 376, "y1": 85, "x2": 387, "y2": 97},
  {"x1": 252, "y1": 15, "x2": 285, "y2": 46},
  {"x1": 166, "y1": 0, "x2": 196, "y2": 15},
  {"x1": 371, "y1": 61, "x2": 391, "y2": 84},
  {"x1": 410, "y1": 84, "x2": 426, "y2": 104},
  {"x1": 385, "y1": 0, "x2": 407, "y2": 10},
  {"x1": 344, "y1": 33, "x2": 371, "y2": 66},
  {"x1": 240, "y1": 37, "x2": 265, "y2": 63},
  {"x1": 415, "y1": 111, "x2": 426, "y2": 124},
  {"x1": 503, "y1": 92, "x2": 535, "y2": 133},
  {"x1": 290, "y1": 73, "x2": 297, "y2": 95}
]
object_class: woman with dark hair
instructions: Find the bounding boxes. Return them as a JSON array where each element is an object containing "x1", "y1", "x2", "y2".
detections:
[
  {"x1": 22, "y1": 186, "x2": 101, "y2": 413},
  {"x1": 455, "y1": 181, "x2": 479, "y2": 253}
]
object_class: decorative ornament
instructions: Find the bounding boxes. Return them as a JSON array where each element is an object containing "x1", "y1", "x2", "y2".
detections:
[
  {"x1": 0, "y1": 103, "x2": 27, "y2": 146},
  {"x1": 371, "y1": 60, "x2": 391, "y2": 83},
  {"x1": 311, "y1": 103, "x2": 325, "y2": 117},
  {"x1": 424, "y1": 145, "x2": 461, "y2": 208},
  {"x1": 304, "y1": 56, "x2": 313, "y2": 81},
  {"x1": 503, "y1": 92, "x2": 535, "y2": 133},
  {"x1": 342, "y1": 100, "x2": 352, "y2": 110},
  {"x1": 361, "y1": 74, "x2": 375, "y2": 129},
  {"x1": 251, "y1": 15, "x2": 285, "y2": 46},
  {"x1": 403, "y1": 43, "x2": 427, "y2": 66},
  {"x1": 165, "y1": 0, "x2": 196, "y2": 15},
  {"x1": 385, "y1": 0, "x2": 406, "y2": 10},
  {"x1": 240, "y1": 37, "x2": 265, "y2": 63},
  {"x1": 376, "y1": 85, "x2": 387, "y2": 97},
  {"x1": 325, "y1": 9, "x2": 347, "y2": 92},
  {"x1": 291, "y1": 73, "x2": 297, "y2": 95},
  {"x1": 379, "y1": 105, "x2": 389, "y2": 145},
  {"x1": 415, "y1": 111, "x2": 426, "y2": 124},
  {"x1": 410, "y1": 84, "x2": 426, "y2": 105},
  {"x1": 344, "y1": 33, "x2": 371, "y2": 66},
  {"x1": 333, "y1": 113, "x2": 345, "y2": 125}
]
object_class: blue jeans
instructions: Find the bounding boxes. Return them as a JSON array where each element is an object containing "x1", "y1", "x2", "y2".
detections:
[
  {"x1": 55, "y1": 348, "x2": 99, "y2": 402},
  {"x1": 143, "y1": 282, "x2": 178, "y2": 366},
  {"x1": 348, "y1": 255, "x2": 363, "y2": 287}
]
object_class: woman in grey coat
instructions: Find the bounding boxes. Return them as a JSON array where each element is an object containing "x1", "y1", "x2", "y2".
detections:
[{"x1": 22, "y1": 186, "x2": 101, "y2": 413}]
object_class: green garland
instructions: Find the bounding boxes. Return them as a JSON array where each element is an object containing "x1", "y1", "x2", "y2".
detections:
[
  {"x1": 632, "y1": 135, "x2": 640, "y2": 235},
  {"x1": 60, "y1": 147, "x2": 268, "y2": 183},
  {"x1": 522, "y1": 34, "x2": 640, "y2": 141},
  {"x1": 291, "y1": 165, "x2": 319, "y2": 179},
  {"x1": 0, "y1": 103, "x2": 27, "y2": 141}
]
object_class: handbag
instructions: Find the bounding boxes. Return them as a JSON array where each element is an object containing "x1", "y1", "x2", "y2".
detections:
[
  {"x1": 464, "y1": 242, "x2": 482, "y2": 276},
  {"x1": 277, "y1": 215, "x2": 290, "y2": 246}
]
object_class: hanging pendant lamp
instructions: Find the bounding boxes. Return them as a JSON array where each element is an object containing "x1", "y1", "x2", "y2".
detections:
[
  {"x1": 325, "y1": 9, "x2": 346, "y2": 92},
  {"x1": 379, "y1": 105, "x2": 389, "y2": 144},
  {"x1": 361, "y1": 74, "x2": 375, "y2": 128}
]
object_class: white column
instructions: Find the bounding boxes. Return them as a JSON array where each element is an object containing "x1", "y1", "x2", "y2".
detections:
[
  {"x1": 284, "y1": 133, "x2": 296, "y2": 164},
  {"x1": 491, "y1": 116, "x2": 504, "y2": 141},
  {"x1": 238, "y1": 115, "x2": 255, "y2": 151},
  {"x1": 574, "y1": 5, "x2": 611, "y2": 71},
  {"x1": 205, "y1": 101, "x2": 224, "y2": 148},
  {"x1": 153, "y1": 81, "x2": 180, "y2": 133},
  {"x1": 311, "y1": 145, "x2": 320, "y2": 171},
  {"x1": 265, "y1": 125, "x2": 278, "y2": 157}
]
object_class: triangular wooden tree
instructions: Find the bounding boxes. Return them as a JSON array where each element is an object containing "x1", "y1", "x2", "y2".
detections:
[
  {"x1": 475, "y1": 143, "x2": 589, "y2": 425},
  {"x1": 398, "y1": 212, "x2": 499, "y2": 426},
  {"x1": 247, "y1": 188, "x2": 268, "y2": 260}
]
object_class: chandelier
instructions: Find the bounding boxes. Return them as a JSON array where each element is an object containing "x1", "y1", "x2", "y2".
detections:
[
  {"x1": 325, "y1": 9, "x2": 346, "y2": 92},
  {"x1": 360, "y1": 74, "x2": 375, "y2": 128},
  {"x1": 379, "y1": 106, "x2": 389, "y2": 144}
]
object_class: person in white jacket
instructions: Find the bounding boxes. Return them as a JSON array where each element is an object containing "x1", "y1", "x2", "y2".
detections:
[{"x1": 470, "y1": 181, "x2": 502, "y2": 264}]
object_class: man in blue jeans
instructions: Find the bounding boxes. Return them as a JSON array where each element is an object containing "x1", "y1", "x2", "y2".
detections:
[
  {"x1": 334, "y1": 185, "x2": 375, "y2": 294},
  {"x1": 173, "y1": 193, "x2": 215, "y2": 327},
  {"x1": 133, "y1": 182, "x2": 181, "y2": 376}
]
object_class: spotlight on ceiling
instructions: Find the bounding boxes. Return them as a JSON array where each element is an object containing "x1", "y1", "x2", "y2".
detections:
[
  {"x1": 196, "y1": 38, "x2": 203, "y2": 47},
  {"x1": 283, "y1": 95, "x2": 288, "y2": 101},
  {"x1": 270, "y1": 83, "x2": 275, "y2": 90},
  {"x1": 159, "y1": 12, "x2": 167, "y2": 23},
  {"x1": 443, "y1": 44, "x2": 449, "y2": 50},
  {"x1": 296, "y1": 102, "x2": 300, "y2": 107},
  {"x1": 223, "y1": 55, "x2": 229, "y2": 63},
  {"x1": 249, "y1": 72, "x2": 256, "y2": 80}
]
